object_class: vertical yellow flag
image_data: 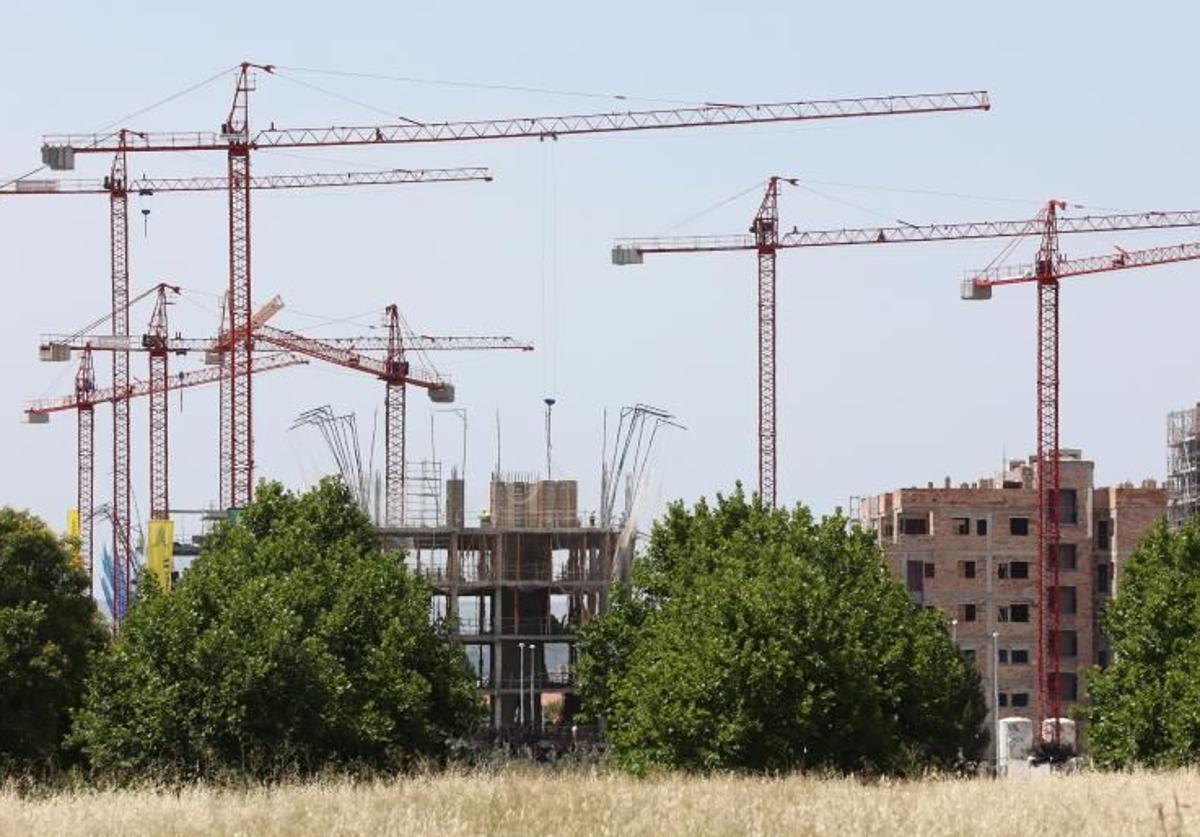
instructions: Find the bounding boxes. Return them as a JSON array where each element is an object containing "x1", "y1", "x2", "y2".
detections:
[
  {"x1": 146, "y1": 519, "x2": 175, "y2": 591},
  {"x1": 66, "y1": 508, "x2": 82, "y2": 568}
]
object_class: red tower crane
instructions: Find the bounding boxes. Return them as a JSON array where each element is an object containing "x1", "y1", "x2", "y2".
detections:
[
  {"x1": 963, "y1": 214, "x2": 1200, "y2": 749},
  {"x1": 253, "y1": 305, "x2": 533, "y2": 525},
  {"x1": 72, "y1": 348, "x2": 96, "y2": 579},
  {"x1": 40, "y1": 286, "x2": 304, "y2": 618},
  {"x1": 25, "y1": 350, "x2": 305, "y2": 597},
  {"x1": 146, "y1": 284, "x2": 176, "y2": 521},
  {"x1": 4, "y1": 164, "x2": 492, "y2": 615},
  {"x1": 613, "y1": 188, "x2": 1200, "y2": 506},
  {"x1": 35, "y1": 67, "x2": 990, "y2": 513}
]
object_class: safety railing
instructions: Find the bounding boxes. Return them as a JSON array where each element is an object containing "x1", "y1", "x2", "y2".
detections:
[
  {"x1": 498, "y1": 616, "x2": 584, "y2": 636},
  {"x1": 496, "y1": 670, "x2": 574, "y2": 690}
]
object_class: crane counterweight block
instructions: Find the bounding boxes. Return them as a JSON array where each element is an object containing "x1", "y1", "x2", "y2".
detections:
[
  {"x1": 611, "y1": 245, "x2": 644, "y2": 266},
  {"x1": 961, "y1": 278, "x2": 992, "y2": 300},
  {"x1": 429, "y1": 384, "x2": 456, "y2": 404}
]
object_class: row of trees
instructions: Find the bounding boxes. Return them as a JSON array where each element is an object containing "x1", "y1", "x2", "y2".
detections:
[
  {"x1": 0, "y1": 508, "x2": 106, "y2": 770},
  {"x1": 4, "y1": 478, "x2": 1200, "y2": 777},
  {"x1": 1083, "y1": 520, "x2": 1200, "y2": 767},
  {"x1": 577, "y1": 488, "x2": 987, "y2": 773},
  {"x1": 1, "y1": 481, "x2": 483, "y2": 778}
]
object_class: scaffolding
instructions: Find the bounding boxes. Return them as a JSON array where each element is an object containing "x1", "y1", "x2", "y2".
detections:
[
  {"x1": 405, "y1": 459, "x2": 444, "y2": 527},
  {"x1": 1167, "y1": 405, "x2": 1200, "y2": 528}
]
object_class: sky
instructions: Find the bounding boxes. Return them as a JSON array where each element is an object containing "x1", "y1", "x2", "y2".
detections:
[{"x1": 2, "y1": 1, "x2": 1198, "y2": 545}]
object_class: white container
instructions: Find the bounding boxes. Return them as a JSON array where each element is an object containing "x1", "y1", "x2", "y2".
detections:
[
  {"x1": 1041, "y1": 718, "x2": 1077, "y2": 751},
  {"x1": 997, "y1": 716, "x2": 1034, "y2": 775}
]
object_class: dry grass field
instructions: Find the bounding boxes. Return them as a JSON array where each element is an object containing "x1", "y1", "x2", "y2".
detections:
[{"x1": 2, "y1": 769, "x2": 1198, "y2": 836}]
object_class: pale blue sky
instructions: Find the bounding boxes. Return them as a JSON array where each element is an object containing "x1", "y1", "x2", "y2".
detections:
[{"x1": 2, "y1": 1, "x2": 1197, "y2": 540}]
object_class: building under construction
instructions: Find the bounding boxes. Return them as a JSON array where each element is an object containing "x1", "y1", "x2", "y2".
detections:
[
  {"x1": 379, "y1": 474, "x2": 627, "y2": 731},
  {"x1": 1167, "y1": 404, "x2": 1200, "y2": 528}
]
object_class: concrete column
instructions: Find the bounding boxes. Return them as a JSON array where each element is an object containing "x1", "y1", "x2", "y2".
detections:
[{"x1": 491, "y1": 533, "x2": 504, "y2": 728}]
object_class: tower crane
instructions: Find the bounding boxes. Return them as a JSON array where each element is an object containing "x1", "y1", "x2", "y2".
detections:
[
  {"x1": 25, "y1": 347, "x2": 304, "y2": 606},
  {"x1": 3, "y1": 164, "x2": 493, "y2": 607},
  {"x1": 69, "y1": 348, "x2": 96, "y2": 580},
  {"x1": 613, "y1": 184, "x2": 1200, "y2": 506},
  {"x1": 34, "y1": 287, "x2": 301, "y2": 621},
  {"x1": 252, "y1": 305, "x2": 534, "y2": 525},
  {"x1": 146, "y1": 284, "x2": 176, "y2": 522},
  {"x1": 963, "y1": 206, "x2": 1200, "y2": 750},
  {"x1": 35, "y1": 64, "x2": 989, "y2": 513}
]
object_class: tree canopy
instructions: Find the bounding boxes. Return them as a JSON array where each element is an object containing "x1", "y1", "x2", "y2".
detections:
[
  {"x1": 577, "y1": 487, "x2": 987, "y2": 775},
  {"x1": 0, "y1": 508, "x2": 106, "y2": 770},
  {"x1": 1084, "y1": 519, "x2": 1200, "y2": 768},
  {"x1": 72, "y1": 479, "x2": 483, "y2": 779}
]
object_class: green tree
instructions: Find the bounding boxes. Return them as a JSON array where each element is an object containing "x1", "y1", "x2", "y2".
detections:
[
  {"x1": 0, "y1": 508, "x2": 106, "y2": 771},
  {"x1": 1083, "y1": 519, "x2": 1200, "y2": 768},
  {"x1": 577, "y1": 487, "x2": 986, "y2": 774},
  {"x1": 73, "y1": 479, "x2": 483, "y2": 779}
]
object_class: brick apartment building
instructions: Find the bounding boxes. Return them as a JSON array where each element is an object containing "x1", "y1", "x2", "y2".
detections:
[{"x1": 856, "y1": 450, "x2": 1164, "y2": 750}]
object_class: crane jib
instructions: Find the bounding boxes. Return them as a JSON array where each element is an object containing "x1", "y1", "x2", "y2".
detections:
[
  {"x1": 39, "y1": 91, "x2": 990, "y2": 157},
  {"x1": 613, "y1": 211, "x2": 1200, "y2": 257}
]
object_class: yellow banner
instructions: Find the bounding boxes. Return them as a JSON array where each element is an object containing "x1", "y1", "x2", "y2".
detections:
[
  {"x1": 66, "y1": 508, "x2": 82, "y2": 568},
  {"x1": 146, "y1": 519, "x2": 175, "y2": 591}
]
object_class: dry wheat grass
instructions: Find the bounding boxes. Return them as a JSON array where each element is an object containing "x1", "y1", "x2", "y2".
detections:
[{"x1": 1, "y1": 768, "x2": 1197, "y2": 836}]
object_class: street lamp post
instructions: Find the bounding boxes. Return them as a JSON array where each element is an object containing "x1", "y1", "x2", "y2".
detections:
[
  {"x1": 951, "y1": 617, "x2": 959, "y2": 643},
  {"x1": 527, "y1": 642, "x2": 538, "y2": 732},
  {"x1": 517, "y1": 641, "x2": 527, "y2": 727},
  {"x1": 992, "y1": 629, "x2": 1001, "y2": 771}
]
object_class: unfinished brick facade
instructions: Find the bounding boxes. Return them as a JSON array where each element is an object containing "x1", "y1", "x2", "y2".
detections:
[{"x1": 857, "y1": 450, "x2": 1165, "y2": 753}]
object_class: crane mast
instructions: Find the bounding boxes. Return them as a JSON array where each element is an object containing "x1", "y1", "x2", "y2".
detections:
[
  {"x1": 74, "y1": 349, "x2": 97, "y2": 581},
  {"x1": 1035, "y1": 202, "x2": 1065, "y2": 744},
  {"x1": 146, "y1": 285, "x2": 175, "y2": 521},
  {"x1": 385, "y1": 304, "x2": 408, "y2": 525},
  {"x1": 108, "y1": 136, "x2": 132, "y2": 624},
  {"x1": 225, "y1": 64, "x2": 257, "y2": 509},
  {"x1": 752, "y1": 178, "x2": 786, "y2": 505}
]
